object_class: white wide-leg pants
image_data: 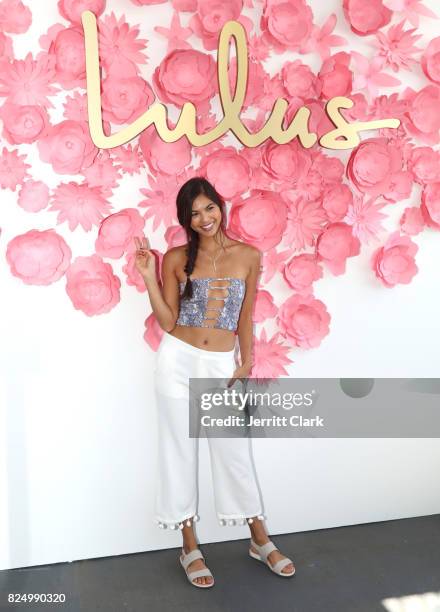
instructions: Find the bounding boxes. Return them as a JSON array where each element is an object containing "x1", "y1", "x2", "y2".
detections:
[{"x1": 153, "y1": 332, "x2": 264, "y2": 530}]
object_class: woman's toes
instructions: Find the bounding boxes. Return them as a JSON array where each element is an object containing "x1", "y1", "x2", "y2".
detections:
[{"x1": 282, "y1": 562, "x2": 294, "y2": 574}]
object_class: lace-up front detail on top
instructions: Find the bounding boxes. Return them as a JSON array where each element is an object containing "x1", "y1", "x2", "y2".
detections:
[{"x1": 176, "y1": 277, "x2": 246, "y2": 331}]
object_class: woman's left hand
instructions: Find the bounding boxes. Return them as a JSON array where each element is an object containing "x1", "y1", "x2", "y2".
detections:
[{"x1": 227, "y1": 364, "x2": 252, "y2": 388}]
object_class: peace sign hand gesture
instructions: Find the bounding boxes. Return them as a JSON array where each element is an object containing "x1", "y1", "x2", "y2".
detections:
[{"x1": 133, "y1": 235, "x2": 156, "y2": 281}]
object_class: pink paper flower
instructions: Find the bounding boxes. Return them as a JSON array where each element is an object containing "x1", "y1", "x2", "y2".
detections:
[
  {"x1": 143, "y1": 312, "x2": 164, "y2": 351},
  {"x1": 371, "y1": 231, "x2": 418, "y2": 287},
  {"x1": 66, "y1": 255, "x2": 121, "y2": 316},
  {"x1": 153, "y1": 48, "x2": 217, "y2": 111},
  {"x1": 172, "y1": 0, "x2": 197, "y2": 10},
  {"x1": 227, "y1": 56, "x2": 266, "y2": 109},
  {"x1": 261, "y1": 0, "x2": 314, "y2": 53},
  {"x1": 111, "y1": 144, "x2": 144, "y2": 175},
  {"x1": 0, "y1": 53, "x2": 58, "y2": 107},
  {"x1": 402, "y1": 85, "x2": 440, "y2": 145},
  {"x1": 37, "y1": 120, "x2": 98, "y2": 175},
  {"x1": 316, "y1": 222, "x2": 361, "y2": 275},
  {"x1": 318, "y1": 52, "x2": 353, "y2": 99},
  {"x1": 63, "y1": 91, "x2": 88, "y2": 122},
  {"x1": 281, "y1": 193, "x2": 327, "y2": 251},
  {"x1": 421, "y1": 37, "x2": 440, "y2": 84},
  {"x1": 281, "y1": 60, "x2": 320, "y2": 100},
  {"x1": 384, "y1": 0, "x2": 437, "y2": 29},
  {"x1": 48, "y1": 26, "x2": 86, "y2": 89},
  {"x1": 374, "y1": 21, "x2": 422, "y2": 72},
  {"x1": 253, "y1": 290, "x2": 278, "y2": 323},
  {"x1": 198, "y1": 147, "x2": 250, "y2": 199},
  {"x1": 346, "y1": 138, "x2": 404, "y2": 198},
  {"x1": 344, "y1": 195, "x2": 388, "y2": 244},
  {"x1": 343, "y1": 0, "x2": 392, "y2": 36},
  {"x1": 101, "y1": 75, "x2": 154, "y2": 124},
  {"x1": 57, "y1": 0, "x2": 105, "y2": 24},
  {"x1": 50, "y1": 182, "x2": 111, "y2": 231},
  {"x1": 400, "y1": 206, "x2": 424, "y2": 235},
  {"x1": 190, "y1": 0, "x2": 246, "y2": 51},
  {"x1": 261, "y1": 247, "x2": 291, "y2": 283},
  {"x1": 229, "y1": 190, "x2": 287, "y2": 251},
  {"x1": 408, "y1": 147, "x2": 440, "y2": 184},
  {"x1": 18, "y1": 180, "x2": 49, "y2": 212},
  {"x1": 277, "y1": 293, "x2": 330, "y2": 349},
  {"x1": 0, "y1": 146, "x2": 30, "y2": 191},
  {"x1": 138, "y1": 173, "x2": 180, "y2": 231},
  {"x1": 283, "y1": 254, "x2": 323, "y2": 295},
  {"x1": 164, "y1": 225, "x2": 186, "y2": 248},
  {"x1": 250, "y1": 328, "x2": 293, "y2": 380},
  {"x1": 95, "y1": 208, "x2": 145, "y2": 258},
  {"x1": 421, "y1": 183, "x2": 440, "y2": 230},
  {"x1": 0, "y1": 0, "x2": 31, "y2": 34},
  {"x1": 81, "y1": 152, "x2": 121, "y2": 194},
  {"x1": 139, "y1": 124, "x2": 192, "y2": 176},
  {"x1": 154, "y1": 11, "x2": 192, "y2": 53},
  {"x1": 262, "y1": 140, "x2": 311, "y2": 186},
  {"x1": 300, "y1": 13, "x2": 347, "y2": 60},
  {"x1": 0, "y1": 103, "x2": 50, "y2": 144},
  {"x1": 351, "y1": 52, "x2": 401, "y2": 99},
  {"x1": 98, "y1": 12, "x2": 148, "y2": 77},
  {"x1": 322, "y1": 184, "x2": 353, "y2": 222},
  {"x1": 6, "y1": 229, "x2": 71, "y2": 285}
]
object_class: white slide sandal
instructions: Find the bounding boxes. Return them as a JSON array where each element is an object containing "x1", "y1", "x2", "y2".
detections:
[
  {"x1": 179, "y1": 548, "x2": 215, "y2": 588},
  {"x1": 249, "y1": 539, "x2": 296, "y2": 577}
]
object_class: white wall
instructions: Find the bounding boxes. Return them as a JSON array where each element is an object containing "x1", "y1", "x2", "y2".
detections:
[{"x1": 1, "y1": 0, "x2": 440, "y2": 570}]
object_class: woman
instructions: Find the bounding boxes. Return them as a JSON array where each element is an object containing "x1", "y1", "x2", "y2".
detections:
[{"x1": 133, "y1": 177, "x2": 295, "y2": 588}]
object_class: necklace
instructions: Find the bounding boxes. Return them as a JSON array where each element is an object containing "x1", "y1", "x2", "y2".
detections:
[{"x1": 201, "y1": 246, "x2": 225, "y2": 273}]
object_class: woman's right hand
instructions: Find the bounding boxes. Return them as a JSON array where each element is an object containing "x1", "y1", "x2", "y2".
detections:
[{"x1": 133, "y1": 235, "x2": 156, "y2": 281}]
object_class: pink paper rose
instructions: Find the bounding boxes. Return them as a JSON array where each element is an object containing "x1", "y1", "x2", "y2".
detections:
[
  {"x1": 282, "y1": 60, "x2": 321, "y2": 100},
  {"x1": 153, "y1": 48, "x2": 217, "y2": 110},
  {"x1": 139, "y1": 124, "x2": 192, "y2": 176},
  {"x1": 37, "y1": 120, "x2": 98, "y2": 175},
  {"x1": 316, "y1": 222, "x2": 361, "y2": 275},
  {"x1": 400, "y1": 207, "x2": 424, "y2": 236},
  {"x1": 371, "y1": 232, "x2": 418, "y2": 287},
  {"x1": 253, "y1": 290, "x2": 277, "y2": 323},
  {"x1": 95, "y1": 208, "x2": 145, "y2": 259},
  {"x1": 229, "y1": 191, "x2": 287, "y2": 251},
  {"x1": 164, "y1": 225, "x2": 186, "y2": 248},
  {"x1": 144, "y1": 312, "x2": 164, "y2": 351},
  {"x1": 262, "y1": 140, "x2": 311, "y2": 185},
  {"x1": 261, "y1": 0, "x2": 314, "y2": 52},
  {"x1": 343, "y1": 0, "x2": 391, "y2": 36},
  {"x1": 0, "y1": 103, "x2": 50, "y2": 144},
  {"x1": 277, "y1": 293, "x2": 330, "y2": 349},
  {"x1": 421, "y1": 37, "x2": 440, "y2": 84},
  {"x1": 322, "y1": 184, "x2": 353, "y2": 222},
  {"x1": 57, "y1": 0, "x2": 105, "y2": 23},
  {"x1": 6, "y1": 229, "x2": 71, "y2": 285},
  {"x1": 228, "y1": 56, "x2": 266, "y2": 109},
  {"x1": 198, "y1": 147, "x2": 250, "y2": 199},
  {"x1": 421, "y1": 183, "x2": 440, "y2": 230},
  {"x1": 190, "y1": 0, "x2": 245, "y2": 51},
  {"x1": 318, "y1": 52, "x2": 353, "y2": 99},
  {"x1": 102, "y1": 76, "x2": 155, "y2": 124},
  {"x1": 49, "y1": 26, "x2": 86, "y2": 89},
  {"x1": 408, "y1": 147, "x2": 440, "y2": 184},
  {"x1": 283, "y1": 254, "x2": 323, "y2": 294},
  {"x1": 18, "y1": 180, "x2": 50, "y2": 212},
  {"x1": 0, "y1": 0, "x2": 31, "y2": 34},
  {"x1": 66, "y1": 255, "x2": 121, "y2": 316},
  {"x1": 402, "y1": 86, "x2": 440, "y2": 145}
]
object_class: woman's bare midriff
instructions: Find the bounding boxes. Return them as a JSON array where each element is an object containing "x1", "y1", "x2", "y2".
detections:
[{"x1": 169, "y1": 325, "x2": 236, "y2": 351}]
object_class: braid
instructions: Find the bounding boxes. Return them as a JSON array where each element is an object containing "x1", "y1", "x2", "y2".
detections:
[{"x1": 182, "y1": 231, "x2": 199, "y2": 299}]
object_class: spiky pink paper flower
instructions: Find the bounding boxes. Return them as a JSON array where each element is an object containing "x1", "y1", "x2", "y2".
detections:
[
  {"x1": 50, "y1": 182, "x2": 112, "y2": 232},
  {"x1": 0, "y1": 147, "x2": 30, "y2": 191},
  {"x1": 98, "y1": 12, "x2": 148, "y2": 77},
  {"x1": 374, "y1": 21, "x2": 422, "y2": 72},
  {"x1": 250, "y1": 328, "x2": 293, "y2": 380},
  {"x1": 281, "y1": 193, "x2": 327, "y2": 251},
  {"x1": 344, "y1": 195, "x2": 388, "y2": 244},
  {"x1": 111, "y1": 144, "x2": 144, "y2": 175},
  {"x1": 0, "y1": 53, "x2": 58, "y2": 107},
  {"x1": 139, "y1": 173, "x2": 180, "y2": 231}
]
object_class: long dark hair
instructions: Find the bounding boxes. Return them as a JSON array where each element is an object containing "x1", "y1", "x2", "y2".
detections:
[{"x1": 176, "y1": 176, "x2": 227, "y2": 299}]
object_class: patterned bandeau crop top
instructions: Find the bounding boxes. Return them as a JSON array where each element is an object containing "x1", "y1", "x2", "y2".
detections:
[{"x1": 176, "y1": 277, "x2": 246, "y2": 332}]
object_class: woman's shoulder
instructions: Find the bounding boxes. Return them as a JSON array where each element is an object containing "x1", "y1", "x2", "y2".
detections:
[
  {"x1": 228, "y1": 239, "x2": 261, "y2": 260},
  {"x1": 163, "y1": 244, "x2": 187, "y2": 262}
]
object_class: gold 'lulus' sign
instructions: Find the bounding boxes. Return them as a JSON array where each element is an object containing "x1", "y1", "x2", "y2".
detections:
[{"x1": 81, "y1": 10, "x2": 400, "y2": 150}]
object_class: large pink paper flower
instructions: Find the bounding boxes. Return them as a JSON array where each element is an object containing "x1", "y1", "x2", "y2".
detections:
[
  {"x1": 111, "y1": 144, "x2": 144, "y2": 175},
  {"x1": 283, "y1": 254, "x2": 323, "y2": 295},
  {"x1": 57, "y1": 0, "x2": 105, "y2": 23},
  {"x1": 95, "y1": 208, "x2": 145, "y2": 258},
  {"x1": 48, "y1": 26, "x2": 86, "y2": 89},
  {"x1": 261, "y1": 0, "x2": 314, "y2": 52},
  {"x1": 82, "y1": 152, "x2": 121, "y2": 194},
  {"x1": 0, "y1": 53, "x2": 58, "y2": 107},
  {"x1": 0, "y1": 146, "x2": 30, "y2": 191},
  {"x1": 421, "y1": 37, "x2": 440, "y2": 84},
  {"x1": 18, "y1": 180, "x2": 49, "y2": 212},
  {"x1": 66, "y1": 255, "x2": 121, "y2": 316},
  {"x1": 371, "y1": 231, "x2": 418, "y2": 287},
  {"x1": 190, "y1": 0, "x2": 245, "y2": 51},
  {"x1": 229, "y1": 190, "x2": 287, "y2": 251},
  {"x1": 322, "y1": 184, "x2": 353, "y2": 222},
  {"x1": 0, "y1": 103, "x2": 50, "y2": 145},
  {"x1": 37, "y1": 120, "x2": 98, "y2": 175},
  {"x1": 250, "y1": 328, "x2": 293, "y2": 379},
  {"x1": 101, "y1": 76, "x2": 154, "y2": 124},
  {"x1": 198, "y1": 147, "x2": 250, "y2": 199},
  {"x1": 98, "y1": 12, "x2": 148, "y2": 77},
  {"x1": 408, "y1": 147, "x2": 440, "y2": 184},
  {"x1": 374, "y1": 21, "x2": 422, "y2": 72},
  {"x1": 318, "y1": 52, "x2": 352, "y2": 99},
  {"x1": 262, "y1": 140, "x2": 311, "y2": 186},
  {"x1": 6, "y1": 229, "x2": 71, "y2": 285},
  {"x1": 139, "y1": 124, "x2": 192, "y2": 176},
  {"x1": 400, "y1": 206, "x2": 424, "y2": 235},
  {"x1": 316, "y1": 222, "x2": 361, "y2": 275},
  {"x1": 138, "y1": 173, "x2": 180, "y2": 231},
  {"x1": 281, "y1": 193, "x2": 327, "y2": 251},
  {"x1": 277, "y1": 293, "x2": 330, "y2": 349},
  {"x1": 346, "y1": 138, "x2": 404, "y2": 198},
  {"x1": 0, "y1": 0, "x2": 31, "y2": 34},
  {"x1": 343, "y1": 0, "x2": 392, "y2": 36},
  {"x1": 282, "y1": 60, "x2": 320, "y2": 100},
  {"x1": 421, "y1": 183, "x2": 440, "y2": 230},
  {"x1": 50, "y1": 182, "x2": 111, "y2": 231},
  {"x1": 164, "y1": 225, "x2": 186, "y2": 248},
  {"x1": 153, "y1": 48, "x2": 217, "y2": 110},
  {"x1": 253, "y1": 290, "x2": 278, "y2": 323},
  {"x1": 402, "y1": 85, "x2": 440, "y2": 145},
  {"x1": 344, "y1": 195, "x2": 388, "y2": 244}
]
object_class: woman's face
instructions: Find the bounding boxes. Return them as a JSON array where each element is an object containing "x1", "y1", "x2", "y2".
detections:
[{"x1": 190, "y1": 193, "x2": 222, "y2": 236}]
